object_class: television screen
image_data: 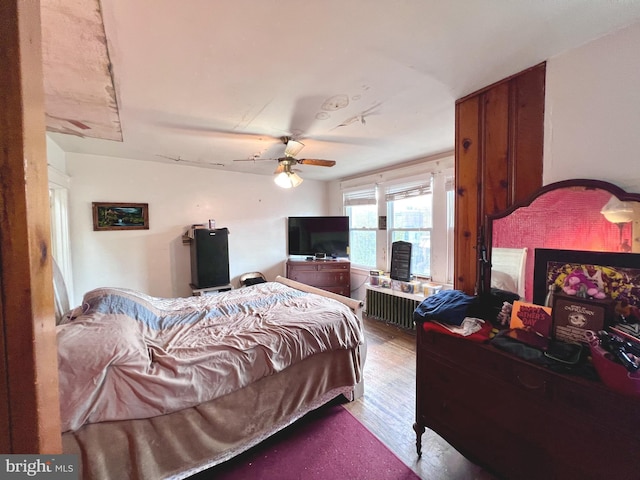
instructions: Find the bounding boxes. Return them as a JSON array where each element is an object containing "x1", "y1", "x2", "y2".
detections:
[{"x1": 288, "y1": 216, "x2": 349, "y2": 258}]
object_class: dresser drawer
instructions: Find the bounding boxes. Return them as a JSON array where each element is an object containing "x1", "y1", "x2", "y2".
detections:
[
  {"x1": 289, "y1": 271, "x2": 348, "y2": 286},
  {"x1": 289, "y1": 263, "x2": 320, "y2": 272},
  {"x1": 420, "y1": 330, "x2": 512, "y2": 381},
  {"x1": 322, "y1": 286, "x2": 350, "y2": 296},
  {"x1": 286, "y1": 259, "x2": 351, "y2": 297},
  {"x1": 316, "y1": 262, "x2": 349, "y2": 271}
]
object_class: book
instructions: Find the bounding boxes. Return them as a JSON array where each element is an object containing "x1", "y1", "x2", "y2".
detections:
[{"x1": 510, "y1": 301, "x2": 552, "y2": 337}]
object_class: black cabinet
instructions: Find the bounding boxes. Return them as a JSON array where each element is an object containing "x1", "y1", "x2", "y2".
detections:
[{"x1": 190, "y1": 228, "x2": 230, "y2": 288}]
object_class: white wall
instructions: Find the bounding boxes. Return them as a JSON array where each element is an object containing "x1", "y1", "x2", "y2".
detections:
[
  {"x1": 46, "y1": 136, "x2": 67, "y2": 173},
  {"x1": 544, "y1": 21, "x2": 640, "y2": 192},
  {"x1": 66, "y1": 153, "x2": 328, "y2": 301}
]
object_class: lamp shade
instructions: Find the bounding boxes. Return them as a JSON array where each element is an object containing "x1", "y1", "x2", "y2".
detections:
[
  {"x1": 600, "y1": 196, "x2": 635, "y2": 223},
  {"x1": 274, "y1": 171, "x2": 303, "y2": 188}
]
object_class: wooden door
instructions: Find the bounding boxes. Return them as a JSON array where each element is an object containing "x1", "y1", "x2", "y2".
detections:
[{"x1": 0, "y1": 0, "x2": 62, "y2": 453}]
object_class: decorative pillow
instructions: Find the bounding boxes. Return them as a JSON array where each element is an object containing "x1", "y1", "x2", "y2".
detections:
[
  {"x1": 243, "y1": 277, "x2": 267, "y2": 286},
  {"x1": 491, "y1": 270, "x2": 518, "y2": 295}
]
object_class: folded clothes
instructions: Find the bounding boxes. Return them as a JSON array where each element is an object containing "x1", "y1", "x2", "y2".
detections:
[
  {"x1": 413, "y1": 289, "x2": 477, "y2": 326},
  {"x1": 434, "y1": 317, "x2": 485, "y2": 336}
]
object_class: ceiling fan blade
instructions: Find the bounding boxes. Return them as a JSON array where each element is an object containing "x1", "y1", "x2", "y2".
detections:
[
  {"x1": 284, "y1": 138, "x2": 305, "y2": 157},
  {"x1": 233, "y1": 157, "x2": 275, "y2": 162},
  {"x1": 296, "y1": 159, "x2": 336, "y2": 167}
]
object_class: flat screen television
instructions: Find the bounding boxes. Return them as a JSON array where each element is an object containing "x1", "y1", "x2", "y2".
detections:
[{"x1": 288, "y1": 216, "x2": 349, "y2": 258}]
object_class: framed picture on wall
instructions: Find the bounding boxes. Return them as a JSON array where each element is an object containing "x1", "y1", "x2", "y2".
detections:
[{"x1": 92, "y1": 202, "x2": 149, "y2": 231}]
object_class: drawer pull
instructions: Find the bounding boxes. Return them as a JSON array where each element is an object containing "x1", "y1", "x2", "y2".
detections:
[{"x1": 516, "y1": 374, "x2": 546, "y2": 391}]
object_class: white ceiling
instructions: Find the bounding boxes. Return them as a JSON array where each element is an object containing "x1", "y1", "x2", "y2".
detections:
[{"x1": 41, "y1": 0, "x2": 640, "y2": 182}]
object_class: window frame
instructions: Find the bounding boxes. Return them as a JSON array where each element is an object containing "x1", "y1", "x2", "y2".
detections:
[
  {"x1": 341, "y1": 162, "x2": 454, "y2": 285},
  {"x1": 384, "y1": 177, "x2": 433, "y2": 278},
  {"x1": 343, "y1": 186, "x2": 378, "y2": 269}
]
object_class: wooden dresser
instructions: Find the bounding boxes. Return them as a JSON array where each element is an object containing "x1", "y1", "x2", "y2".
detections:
[
  {"x1": 414, "y1": 326, "x2": 640, "y2": 479},
  {"x1": 286, "y1": 258, "x2": 350, "y2": 297}
]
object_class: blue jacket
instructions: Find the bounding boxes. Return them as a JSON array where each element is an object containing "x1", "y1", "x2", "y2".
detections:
[{"x1": 413, "y1": 289, "x2": 477, "y2": 326}]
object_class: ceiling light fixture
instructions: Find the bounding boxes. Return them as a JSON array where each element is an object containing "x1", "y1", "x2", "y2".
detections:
[{"x1": 274, "y1": 163, "x2": 303, "y2": 188}]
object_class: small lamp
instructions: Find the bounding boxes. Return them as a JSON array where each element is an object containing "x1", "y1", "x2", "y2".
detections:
[
  {"x1": 601, "y1": 195, "x2": 635, "y2": 251},
  {"x1": 600, "y1": 196, "x2": 634, "y2": 224}
]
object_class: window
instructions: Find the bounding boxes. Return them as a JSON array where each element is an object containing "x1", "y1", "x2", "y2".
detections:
[
  {"x1": 386, "y1": 180, "x2": 432, "y2": 277},
  {"x1": 342, "y1": 166, "x2": 454, "y2": 284},
  {"x1": 344, "y1": 187, "x2": 377, "y2": 268},
  {"x1": 49, "y1": 180, "x2": 74, "y2": 304}
]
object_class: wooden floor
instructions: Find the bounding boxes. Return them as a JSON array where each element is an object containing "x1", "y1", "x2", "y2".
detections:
[{"x1": 343, "y1": 316, "x2": 498, "y2": 480}]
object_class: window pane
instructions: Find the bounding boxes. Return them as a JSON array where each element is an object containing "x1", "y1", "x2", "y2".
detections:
[
  {"x1": 389, "y1": 195, "x2": 432, "y2": 228},
  {"x1": 392, "y1": 230, "x2": 431, "y2": 277},
  {"x1": 346, "y1": 204, "x2": 377, "y2": 267},
  {"x1": 388, "y1": 193, "x2": 432, "y2": 277},
  {"x1": 348, "y1": 204, "x2": 377, "y2": 228},
  {"x1": 350, "y1": 230, "x2": 376, "y2": 267}
]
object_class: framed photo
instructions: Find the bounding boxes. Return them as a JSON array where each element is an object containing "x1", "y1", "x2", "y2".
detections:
[
  {"x1": 551, "y1": 294, "x2": 609, "y2": 343},
  {"x1": 92, "y1": 202, "x2": 149, "y2": 231},
  {"x1": 533, "y1": 249, "x2": 640, "y2": 307}
]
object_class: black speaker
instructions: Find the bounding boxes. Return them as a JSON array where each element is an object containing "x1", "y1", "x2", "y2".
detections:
[
  {"x1": 190, "y1": 228, "x2": 230, "y2": 288},
  {"x1": 390, "y1": 241, "x2": 412, "y2": 282}
]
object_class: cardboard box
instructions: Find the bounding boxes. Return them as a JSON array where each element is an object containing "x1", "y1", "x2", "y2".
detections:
[{"x1": 423, "y1": 283, "x2": 442, "y2": 297}]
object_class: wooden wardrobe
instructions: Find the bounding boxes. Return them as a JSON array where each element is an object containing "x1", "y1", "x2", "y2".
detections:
[{"x1": 454, "y1": 63, "x2": 546, "y2": 295}]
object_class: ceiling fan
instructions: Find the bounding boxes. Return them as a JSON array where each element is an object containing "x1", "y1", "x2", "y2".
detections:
[{"x1": 234, "y1": 137, "x2": 336, "y2": 188}]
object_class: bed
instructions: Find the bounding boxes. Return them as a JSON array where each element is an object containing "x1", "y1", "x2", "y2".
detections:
[
  {"x1": 57, "y1": 275, "x2": 365, "y2": 479},
  {"x1": 490, "y1": 247, "x2": 528, "y2": 299}
]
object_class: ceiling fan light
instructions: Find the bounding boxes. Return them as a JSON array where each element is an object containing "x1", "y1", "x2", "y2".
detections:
[
  {"x1": 274, "y1": 172, "x2": 291, "y2": 188},
  {"x1": 289, "y1": 171, "x2": 303, "y2": 187},
  {"x1": 284, "y1": 139, "x2": 305, "y2": 157},
  {"x1": 274, "y1": 171, "x2": 303, "y2": 188}
]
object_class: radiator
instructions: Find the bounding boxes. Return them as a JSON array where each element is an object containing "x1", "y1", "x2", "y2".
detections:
[{"x1": 365, "y1": 288, "x2": 419, "y2": 330}]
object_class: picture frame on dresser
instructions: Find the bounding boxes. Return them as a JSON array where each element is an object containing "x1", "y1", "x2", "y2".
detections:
[{"x1": 533, "y1": 248, "x2": 640, "y2": 307}]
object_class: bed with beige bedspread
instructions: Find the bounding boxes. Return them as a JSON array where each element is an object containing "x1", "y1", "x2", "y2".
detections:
[{"x1": 58, "y1": 276, "x2": 365, "y2": 479}]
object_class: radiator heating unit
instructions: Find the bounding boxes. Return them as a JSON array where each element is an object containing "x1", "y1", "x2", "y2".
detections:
[{"x1": 365, "y1": 288, "x2": 419, "y2": 330}]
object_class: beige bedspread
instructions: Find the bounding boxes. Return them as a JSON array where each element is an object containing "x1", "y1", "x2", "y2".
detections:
[
  {"x1": 57, "y1": 281, "x2": 363, "y2": 432},
  {"x1": 63, "y1": 348, "x2": 361, "y2": 479}
]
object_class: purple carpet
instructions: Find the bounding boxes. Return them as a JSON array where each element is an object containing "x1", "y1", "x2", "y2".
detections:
[{"x1": 199, "y1": 401, "x2": 419, "y2": 479}]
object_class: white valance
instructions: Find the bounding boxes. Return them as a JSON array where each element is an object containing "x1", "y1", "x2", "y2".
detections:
[
  {"x1": 343, "y1": 186, "x2": 377, "y2": 206},
  {"x1": 384, "y1": 179, "x2": 431, "y2": 202}
]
